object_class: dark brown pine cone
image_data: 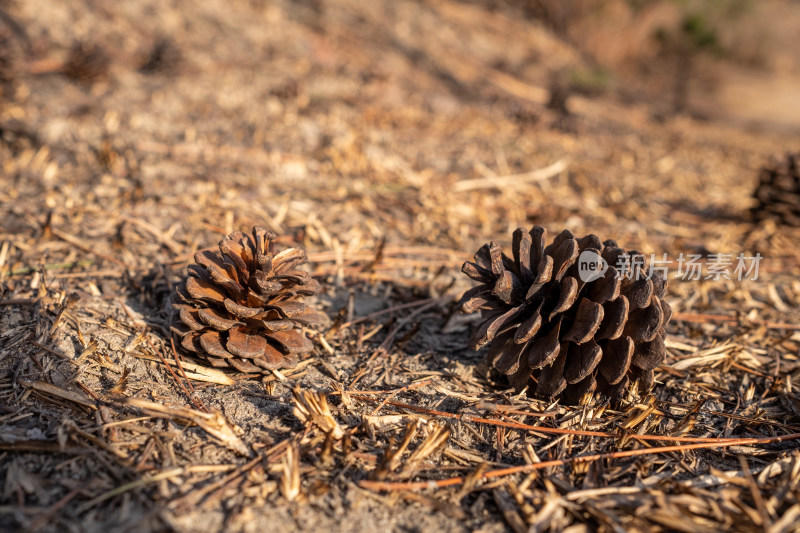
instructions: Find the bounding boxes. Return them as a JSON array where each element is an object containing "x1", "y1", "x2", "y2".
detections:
[
  {"x1": 170, "y1": 227, "x2": 326, "y2": 375},
  {"x1": 751, "y1": 152, "x2": 800, "y2": 226},
  {"x1": 458, "y1": 226, "x2": 672, "y2": 403}
]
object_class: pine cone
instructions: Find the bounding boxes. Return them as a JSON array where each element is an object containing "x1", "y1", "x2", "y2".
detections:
[
  {"x1": 171, "y1": 227, "x2": 326, "y2": 375},
  {"x1": 751, "y1": 152, "x2": 800, "y2": 226},
  {"x1": 459, "y1": 226, "x2": 672, "y2": 403}
]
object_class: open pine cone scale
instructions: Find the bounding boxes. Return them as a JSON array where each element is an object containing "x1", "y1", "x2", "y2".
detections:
[
  {"x1": 459, "y1": 226, "x2": 671, "y2": 402},
  {"x1": 171, "y1": 227, "x2": 326, "y2": 375}
]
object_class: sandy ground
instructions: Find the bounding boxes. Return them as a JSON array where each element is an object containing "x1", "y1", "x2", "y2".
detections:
[{"x1": 2, "y1": 1, "x2": 800, "y2": 532}]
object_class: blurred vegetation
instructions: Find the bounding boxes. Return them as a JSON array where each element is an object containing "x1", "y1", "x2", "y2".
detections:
[
  {"x1": 567, "y1": 66, "x2": 613, "y2": 96},
  {"x1": 506, "y1": 0, "x2": 760, "y2": 112},
  {"x1": 654, "y1": 0, "x2": 752, "y2": 110}
]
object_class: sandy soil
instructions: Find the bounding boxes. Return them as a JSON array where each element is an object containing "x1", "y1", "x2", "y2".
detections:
[{"x1": 2, "y1": 1, "x2": 800, "y2": 532}]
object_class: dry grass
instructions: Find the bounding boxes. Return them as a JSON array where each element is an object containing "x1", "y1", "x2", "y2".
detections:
[{"x1": 1, "y1": 0, "x2": 800, "y2": 532}]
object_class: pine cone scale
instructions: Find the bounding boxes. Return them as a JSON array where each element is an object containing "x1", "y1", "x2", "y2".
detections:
[
  {"x1": 494, "y1": 337, "x2": 526, "y2": 375},
  {"x1": 587, "y1": 267, "x2": 620, "y2": 303},
  {"x1": 598, "y1": 336, "x2": 634, "y2": 385},
  {"x1": 632, "y1": 333, "x2": 665, "y2": 371},
  {"x1": 562, "y1": 298, "x2": 604, "y2": 344},
  {"x1": 534, "y1": 256, "x2": 554, "y2": 284},
  {"x1": 513, "y1": 306, "x2": 543, "y2": 344},
  {"x1": 595, "y1": 296, "x2": 629, "y2": 341},
  {"x1": 199, "y1": 331, "x2": 232, "y2": 358},
  {"x1": 550, "y1": 278, "x2": 579, "y2": 317},
  {"x1": 551, "y1": 240, "x2": 579, "y2": 281},
  {"x1": 226, "y1": 328, "x2": 266, "y2": 358},
  {"x1": 179, "y1": 331, "x2": 201, "y2": 353},
  {"x1": 177, "y1": 307, "x2": 205, "y2": 330},
  {"x1": 511, "y1": 228, "x2": 534, "y2": 282},
  {"x1": 536, "y1": 347, "x2": 568, "y2": 397},
  {"x1": 185, "y1": 276, "x2": 227, "y2": 303},
  {"x1": 194, "y1": 252, "x2": 245, "y2": 291},
  {"x1": 198, "y1": 307, "x2": 243, "y2": 330},
  {"x1": 269, "y1": 329, "x2": 314, "y2": 354},
  {"x1": 527, "y1": 319, "x2": 562, "y2": 369},
  {"x1": 469, "y1": 305, "x2": 520, "y2": 350},
  {"x1": 620, "y1": 277, "x2": 653, "y2": 309},
  {"x1": 261, "y1": 344, "x2": 287, "y2": 367},
  {"x1": 223, "y1": 298, "x2": 262, "y2": 318},
  {"x1": 564, "y1": 341, "x2": 602, "y2": 384},
  {"x1": 260, "y1": 319, "x2": 294, "y2": 331},
  {"x1": 290, "y1": 308, "x2": 328, "y2": 325}
]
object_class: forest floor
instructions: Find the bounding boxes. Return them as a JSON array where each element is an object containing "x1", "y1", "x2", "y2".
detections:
[{"x1": 1, "y1": 1, "x2": 800, "y2": 532}]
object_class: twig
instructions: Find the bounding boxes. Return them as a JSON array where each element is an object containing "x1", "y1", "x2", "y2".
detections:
[
  {"x1": 342, "y1": 296, "x2": 451, "y2": 329},
  {"x1": 31, "y1": 340, "x2": 80, "y2": 366},
  {"x1": 171, "y1": 439, "x2": 290, "y2": 512},
  {"x1": 349, "y1": 298, "x2": 449, "y2": 387},
  {"x1": 672, "y1": 312, "x2": 800, "y2": 331},
  {"x1": 9, "y1": 259, "x2": 96, "y2": 276},
  {"x1": 738, "y1": 455, "x2": 771, "y2": 529},
  {"x1": 377, "y1": 298, "x2": 448, "y2": 353},
  {"x1": 359, "y1": 433, "x2": 800, "y2": 491},
  {"x1": 50, "y1": 228, "x2": 129, "y2": 268},
  {"x1": 75, "y1": 468, "x2": 187, "y2": 514},
  {"x1": 350, "y1": 396, "x2": 788, "y2": 444},
  {"x1": 452, "y1": 158, "x2": 570, "y2": 192},
  {"x1": 29, "y1": 482, "x2": 91, "y2": 532}
]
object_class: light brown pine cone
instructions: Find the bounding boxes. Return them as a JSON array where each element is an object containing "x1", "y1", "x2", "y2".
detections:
[{"x1": 170, "y1": 227, "x2": 326, "y2": 375}]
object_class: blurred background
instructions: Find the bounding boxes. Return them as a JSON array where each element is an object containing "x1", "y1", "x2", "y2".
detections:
[
  {"x1": 2, "y1": 0, "x2": 800, "y2": 278},
  {"x1": 2, "y1": 2, "x2": 800, "y2": 531}
]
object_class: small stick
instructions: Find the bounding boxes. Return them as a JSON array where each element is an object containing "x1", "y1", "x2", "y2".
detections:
[
  {"x1": 118, "y1": 299, "x2": 207, "y2": 412},
  {"x1": 369, "y1": 378, "x2": 435, "y2": 416},
  {"x1": 151, "y1": 336, "x2": 207, "y2": 412},
  {"x1": 350, "y1": 396, "x2": 788, "y2": 444},
  {"x1": 672, "y1": 312, "x2": 800, "y2": 330},
  {"x1": 342, "y1": 296, "x2": 451, "y2": 329},
  {"x1": 51, "y1": 228, "x2": 129, "y2": 268},
  {"x1": 31, "y1": 340, "x2": 80, "y2": 366},
  {"x1": 359, "y1": 432, "x2": 800, "y2": 491},
  {"x1": 739, "y1": 455, "x2": 771, "y2": 528},
  {"x1": 29, "y1": 482, "x2": 91, "y2": 531},
  {"x1": 453, "y1": 158, "x2": 570, "y2": 192},
  {"x1": 349, "y1": 298, "x2": 447, "y2": 387}
]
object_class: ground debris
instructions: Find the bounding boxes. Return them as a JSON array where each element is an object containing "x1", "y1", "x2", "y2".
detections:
[{"x1": 1, "y1": 0, "x2": 800, "y2": 531}]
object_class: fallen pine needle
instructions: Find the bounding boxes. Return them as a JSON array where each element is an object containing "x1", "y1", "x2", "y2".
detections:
[
  {"x1": 350, "y1": 395, "x2": 781, "y2": 444},
  {"x1": 75, "y1": 465, "x2": 234, "y2": 513},
  {"x1": 672, "y1": 312, "x2": 800, "y2": 330},
  {"x1": 358, "y1": 432, "x2": 800, "y2": 491},
  {"x1": 123, "y1": 398, "x2": 250, "y2": 456}
]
